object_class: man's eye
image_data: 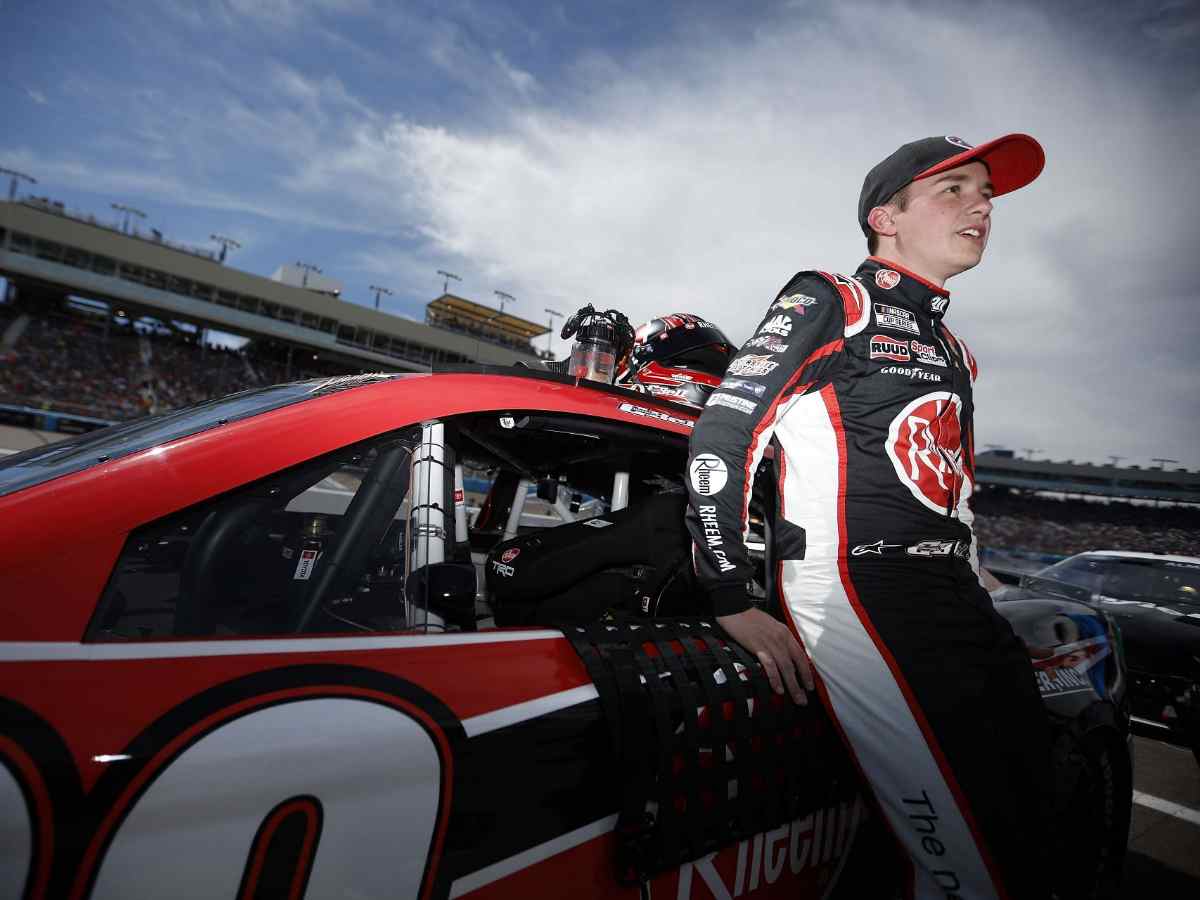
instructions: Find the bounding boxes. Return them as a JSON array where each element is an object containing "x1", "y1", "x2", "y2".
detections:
[{"x1": 946, "y1": 185, "x2": 960, "y2": 194}]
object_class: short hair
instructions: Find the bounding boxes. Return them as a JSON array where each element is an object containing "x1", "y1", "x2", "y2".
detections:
[{"x1": 866, "y1": 183, "x2": 912, "y2": 254}]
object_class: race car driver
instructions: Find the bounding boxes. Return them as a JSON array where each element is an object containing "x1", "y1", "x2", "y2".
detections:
[{"x1": 684, "y1": 135, "x2": 1053, "y2": 899}]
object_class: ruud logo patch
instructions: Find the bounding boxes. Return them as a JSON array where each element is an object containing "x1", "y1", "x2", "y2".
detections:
[
  {"x1": 870, "y1": 335, "x2": 911, "y2": 362},
  {"x1": 689, "y1": 453, "x2": 729, "y2": 496}
]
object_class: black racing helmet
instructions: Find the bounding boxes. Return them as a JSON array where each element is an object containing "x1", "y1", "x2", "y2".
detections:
[{"x1": 617, "y1": 314, "x2": 736, "y2": 408}]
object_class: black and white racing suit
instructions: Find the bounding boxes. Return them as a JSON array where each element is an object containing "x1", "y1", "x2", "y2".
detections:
[{"x1": 685, "y1": 257, "x2": 1051, "y2": 899}]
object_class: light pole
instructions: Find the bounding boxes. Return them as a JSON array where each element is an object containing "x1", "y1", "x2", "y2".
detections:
[
  {"x1": 493, "y1": 290, "x2": 514, "y2": 315},
  {"x1": 474, "y1": 310, "x2": 505, "y2": 363},
  {"x1": 370, "y1": 285, "x2": 393, "y2": 310},
  {"x1": 544, "y1": 307, "x2": 563, "y2": 356},
  {"x1": 111, "y1": 203, "x2": 146, "y2": 234},
  {"x1": 1106, "y1": 455, "x2": 1124, "y2": 467},
  {"x1": 295, "y1": 261, "x2": 322, "y2": 288},
  {"x1": 210, "y1": 234, "x2": 241, "y2": 264},
  {"x1": 436, "y1": 270, "x2": 461, "y2": 295},
  {"x1": 1150, "y1": 457, "x2": 1179, "y2": 470},
  {"x1": 1021, "y1": 448, "x2": 1043, "y2": 461},
  {"x1": 0, "y1": 167, "x2": 36, "y2": 202}
]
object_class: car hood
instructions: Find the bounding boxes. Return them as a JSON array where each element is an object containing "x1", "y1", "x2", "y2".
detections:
[
  {"x1": 1092, "y1": 596, "x2": 1200, "y2": 676},
  {"x1": 1003, "y1": 586, "x2": 1200, "y2": 677}
]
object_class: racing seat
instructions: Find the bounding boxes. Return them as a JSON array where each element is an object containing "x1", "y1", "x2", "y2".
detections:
[{"x1": 485, "y1": 491, "x2": 696, "y2": 627}]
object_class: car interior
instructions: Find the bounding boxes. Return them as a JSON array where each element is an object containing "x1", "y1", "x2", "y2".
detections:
[{"x1": 85, "y1": 410, "x2": 770, "y2": 641}]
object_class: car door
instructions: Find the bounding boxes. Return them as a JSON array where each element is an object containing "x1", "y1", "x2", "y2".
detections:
[{"x1": 1, "y1": 397, "x2": 862, "y2": 900}]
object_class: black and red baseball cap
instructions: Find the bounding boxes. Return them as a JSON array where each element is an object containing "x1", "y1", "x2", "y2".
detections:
[{"x1": 858, "y1": 134, "x2": 1045, "y2": 236}]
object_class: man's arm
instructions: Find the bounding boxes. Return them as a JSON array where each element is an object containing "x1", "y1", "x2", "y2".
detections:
[{"x1": 684, "y1": 273, "x2": 850, "y2": 699}]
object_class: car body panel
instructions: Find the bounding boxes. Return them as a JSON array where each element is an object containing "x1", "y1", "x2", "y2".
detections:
[
  {"x1": 0, "y1": 373, "x2": 695, "y2": 641},
  {"x1": 0, "y1": 371, "x2": 1128, "y2": 897}
]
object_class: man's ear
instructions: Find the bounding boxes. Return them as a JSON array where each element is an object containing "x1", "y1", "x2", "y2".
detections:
[{"x1": 867, "y1": 205, "x2": 897, "y2": 238}]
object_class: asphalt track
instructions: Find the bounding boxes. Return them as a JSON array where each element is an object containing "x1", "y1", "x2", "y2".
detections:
[{"x1": 1124, "y1": 729, "x2": 1200, "y2": 896}]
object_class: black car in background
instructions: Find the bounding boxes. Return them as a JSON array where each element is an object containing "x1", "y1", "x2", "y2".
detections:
[{"x1": 1008, "y1": 551, "x2": 1200, "y2": 764}]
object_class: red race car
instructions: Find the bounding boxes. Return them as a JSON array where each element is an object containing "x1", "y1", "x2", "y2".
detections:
[{"x1": 0, "y1": 368, "x2": 1131, "y2": 899}]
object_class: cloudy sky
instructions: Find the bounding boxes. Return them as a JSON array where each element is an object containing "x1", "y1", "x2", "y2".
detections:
[{"x1": 3, "y1": 0, "x2": 1198, "y2": 467}]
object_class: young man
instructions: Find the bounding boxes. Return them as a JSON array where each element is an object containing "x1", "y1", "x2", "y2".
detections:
[{"x1": 685, "y1": 134, "x2": 1052, "y2": 899}]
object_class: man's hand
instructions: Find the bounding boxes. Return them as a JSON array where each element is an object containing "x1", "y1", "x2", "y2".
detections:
[{"x1": 717, "y1": 606, "x2": 815, "y2": 704}]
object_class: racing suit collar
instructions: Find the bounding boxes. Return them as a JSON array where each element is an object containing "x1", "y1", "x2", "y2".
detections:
[{"x1": 861, "y1": 256, "x2": 951, "y2": 319}]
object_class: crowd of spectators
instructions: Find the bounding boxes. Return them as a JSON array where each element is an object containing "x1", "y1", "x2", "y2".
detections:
[
  {"x1": 2, "y1": 303, "x2": 1197, "y2": 559},
  {"x1": 973, "y1": 490, "x2": 1199, "y2": 559},
  {"x1": 0, "y1": 305, "x2": 321, "y2": 422}
]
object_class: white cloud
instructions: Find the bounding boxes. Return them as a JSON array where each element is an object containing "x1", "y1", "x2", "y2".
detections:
[
  {"x1": 24, "y1": 88, "x2": 48, "y2": 105},
  {"x1": 16, "y1": 0, "x2": 1197, "y2": 465},
  {"x1": 278, "y1": 0, "x2": 1197, "y2": 464},
  {"x1": 492, "y1": 50, "x2": 540, "y2": 96}
]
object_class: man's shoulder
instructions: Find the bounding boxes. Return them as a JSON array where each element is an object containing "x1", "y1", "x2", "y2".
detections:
[
  {"x1": 772, "y1": 269, "x2": 869, "y2": 335},
  {"x1": 774, "y1": 269, "x2": 841, "y2": 303}
]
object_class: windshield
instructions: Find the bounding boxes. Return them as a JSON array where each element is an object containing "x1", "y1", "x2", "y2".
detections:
[
  {"x1": 1029, "y1": 555, "x2": 1200, "y2": 610},
  {"x1": 0, "y1": 376, "x2": 393, "y2": 498}
]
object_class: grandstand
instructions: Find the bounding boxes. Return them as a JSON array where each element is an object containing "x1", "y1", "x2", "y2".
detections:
[
  {"x1": 0, "y1": 195, "x2": 552, "y2": 430},
  {"x1": 973, "y1": 451, "x2": 1200, "y2": 570},
  {"x1": 1, "y1": 195, "x2": 1195, "y2": 563},
  {"x1": 975, "y1": 449, "x2": 1200, "y2": 504}
]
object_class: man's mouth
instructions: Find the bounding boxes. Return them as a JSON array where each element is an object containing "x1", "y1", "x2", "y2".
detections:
[{"x1": 957, "y1": 227, "x2": 984, "y2": 243}]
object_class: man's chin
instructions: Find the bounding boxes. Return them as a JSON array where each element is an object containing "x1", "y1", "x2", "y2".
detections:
[{"x1": 949, "y1": 251, "x2": 984, "y2": 279}]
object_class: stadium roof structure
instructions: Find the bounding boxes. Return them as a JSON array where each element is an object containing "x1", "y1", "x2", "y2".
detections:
[
  {"x1": 426, "y1": 293, "x2": 549, "y2": 341},
  {"x1": 0, "y1": 199, "x2": 543, "y2": 373},
  {"x1": 975, "y1": 450, "x2": 1200, "y2": 504}
]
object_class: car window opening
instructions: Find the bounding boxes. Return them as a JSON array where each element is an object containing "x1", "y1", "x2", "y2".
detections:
[{"x1": 85, "y1": 409, "x2": 773, "y2": 642}]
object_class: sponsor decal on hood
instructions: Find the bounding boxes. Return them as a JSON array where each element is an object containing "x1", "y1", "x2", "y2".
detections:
[{"x1": 617, "y1": 401, "x2": 694, "y2": 428}]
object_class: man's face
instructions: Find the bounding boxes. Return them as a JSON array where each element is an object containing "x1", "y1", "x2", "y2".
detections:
[{"x1": 891, "y1": 161, "x2": 994, "y2": 282}]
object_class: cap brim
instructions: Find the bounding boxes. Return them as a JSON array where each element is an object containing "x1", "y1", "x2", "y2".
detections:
[{"x1": 914, "y1": 133, "x2": 1045, "y2": 197}]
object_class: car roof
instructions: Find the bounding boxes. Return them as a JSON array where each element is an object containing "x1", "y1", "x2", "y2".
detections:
[
  {"x1": 1076, "y1": 550, "x2": 1200, "y2": 566},
  {"x1": 0, "y1": 367, "x2": 697, "y2": 500}
]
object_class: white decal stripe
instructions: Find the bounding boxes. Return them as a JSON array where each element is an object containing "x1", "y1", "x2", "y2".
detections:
[
  {"x1": 448, "y1": 813, "x2": 618, "y2": 898},
  {"x1": 1132, "y1": 791, "x2": 1200, "y2": 827},
  {"x1": 840, "y1": 274, "x2": 870, "y2": 338},
  {"x1": 462, "y1": 684, "x2": 599, "y2": 737},
  {"x1": 739, "y1": 392, "x2": 801, "y2": 543},
  {"x1": 776, "y1": 397, "x2": 998, "y2": 899},
  {"x1": 774, "y1": 392, "x2": 841, "y2": 561},
  {"x1": 0, "y1": 630, "x2": 564, "y2": 662}
]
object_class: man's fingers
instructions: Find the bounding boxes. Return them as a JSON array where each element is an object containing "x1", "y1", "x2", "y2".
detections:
[
  {"x1": 787, "y1": 637, "x2": 816, "y2": 692},
  {"x1": 776, "y1": 654, "x2": 808, "y2": 705},
  {"x1": 769, "y1": 634, "x2": 808, "y2": 705},
  {"x1": 755, "y1": 650, "x2": 783, "y2": 695}
]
